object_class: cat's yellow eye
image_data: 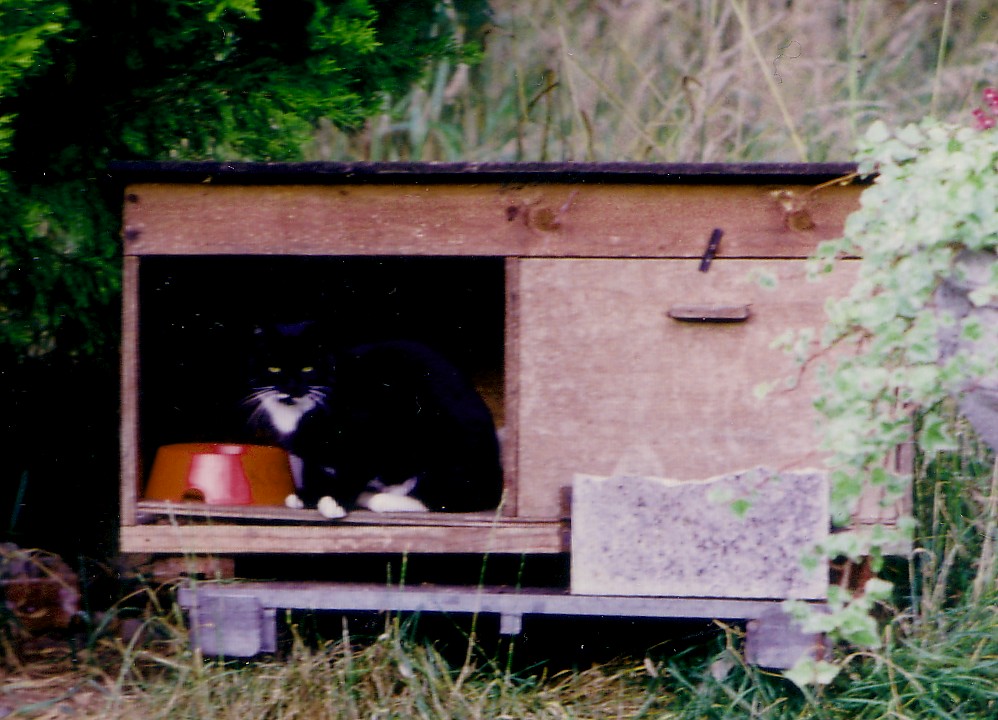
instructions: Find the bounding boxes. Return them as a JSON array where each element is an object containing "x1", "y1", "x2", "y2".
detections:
[
  {"x1": 301, "y1": 366, "x2": 314, "y2": 373},
  {"x1": 267, "y1": 366, "x2": 281, "y2": 374}
]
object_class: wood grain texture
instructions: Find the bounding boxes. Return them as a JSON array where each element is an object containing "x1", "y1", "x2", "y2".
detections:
[
  {"x1": 121, "y1": 182, "x2": 858, "y2": 258},
  {"x1": 176, "y1": 580, "x2": 799, "y2": 621},
  {"x1": 667, "y1": 304, "x2": 752, "y2": 322},
  {"x1": 502, "y1": 258, "x2": 521, "y2": 515},
  {"x1": 120, "y1": 520, "x2": 566, "y2": 555},
  {"x1": 516, "y1": 258, "x2": 858, "y2": 517},
  {"x1": 135, "y1": 501, "x2": 550, "y2": 526},
  {"x1": 120, "y1": 256, "x2": 141, "y2": 527}
]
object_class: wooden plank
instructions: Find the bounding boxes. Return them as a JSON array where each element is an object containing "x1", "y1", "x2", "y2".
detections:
[
  {"x1": 503, "y1": 257, "x2": 521, "y2": 515},
  {"x1": 121, "y1": 182, "x2": 859, "y2": 259},
  {"x1": 120, "y1": 520, "x2": 566, "y2": 555},
  {"x1": 853, "y1": 441, "x2": 914, "y2": 530},
  {"x1": 134, "y1": 501, "x2": 552, "y2": 526},
  {"x1": 120, "y1": 256, "x2": 141, "y2": 527},
  {"x1": 516, "y1": 258, "x2": 858, "y2": 517},
  {"x1": 147, "y1": 556, "x2": 236, "y2": 581},
  {"x1": 177, "y1": 581, "x2": 801, "y2": 622},
  {"x1": 110, "y1": 160, "x2": 861, "y2": 185}
]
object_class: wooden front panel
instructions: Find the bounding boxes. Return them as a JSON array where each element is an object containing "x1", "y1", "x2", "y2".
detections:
[
  {"x1": 516, "y1": 258, "x2": 857, "y2": 518},
  {"x1": 120, "y1": 518, "x2": 566, "y2": 555},
  {"x1": 121, "y1": 182, "x2": 857, "y2": 259}
]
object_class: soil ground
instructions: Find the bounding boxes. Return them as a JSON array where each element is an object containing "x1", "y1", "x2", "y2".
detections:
[{"x1": 1, "y1": 640, "x2": 120, "y2": 719}]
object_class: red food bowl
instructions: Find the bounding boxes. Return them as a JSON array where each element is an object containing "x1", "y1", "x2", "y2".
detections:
[{"x1": 144, "y1": 443, "x2": 295, "y2": 505}]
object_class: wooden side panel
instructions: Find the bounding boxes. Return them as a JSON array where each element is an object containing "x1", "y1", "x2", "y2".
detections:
[
  {"x1": 516, "y1": 258, "x2": 858, "y2": 518},
  {"x1": 120, "y1": 256, "x2": 141, "y2": 526},
  {"x1": 121, "y1": 182, "x2": 858, "y2": 259},
  {"x1": 502, "y1": 258, "x2": 522, "y2": 515}
]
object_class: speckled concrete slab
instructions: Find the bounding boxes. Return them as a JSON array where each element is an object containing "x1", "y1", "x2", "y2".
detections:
[{"x1": 571, "y1": 467, "x2": 828, "y2": 599}]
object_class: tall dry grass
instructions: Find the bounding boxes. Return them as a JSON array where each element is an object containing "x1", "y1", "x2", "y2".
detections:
[{"x1": 312, "y1": 0, "x2": 998, "y2": 163}]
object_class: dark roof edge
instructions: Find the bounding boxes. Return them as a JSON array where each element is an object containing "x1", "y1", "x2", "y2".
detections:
[{"x1": 107, "y1": 160, "x2": 864, "y2": 186}]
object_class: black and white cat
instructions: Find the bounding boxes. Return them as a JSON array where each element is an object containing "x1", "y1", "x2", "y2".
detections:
[{"x1": 244, "y1": 322, "x2": 503, "y2": 519}]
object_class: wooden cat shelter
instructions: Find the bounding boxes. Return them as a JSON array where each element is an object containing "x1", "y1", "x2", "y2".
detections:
[{"x1": 114, "y1": 162, "x2": 905, "y2": 663}]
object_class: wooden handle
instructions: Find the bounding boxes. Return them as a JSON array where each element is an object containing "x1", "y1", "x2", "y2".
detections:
[{"x1": 667, "y1": 304, "x2": 751, "y2": 323}]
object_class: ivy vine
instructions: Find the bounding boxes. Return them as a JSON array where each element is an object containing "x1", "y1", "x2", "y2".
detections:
[{"x1": 783, "y1": 90, "x2": 998, "y2": 686}]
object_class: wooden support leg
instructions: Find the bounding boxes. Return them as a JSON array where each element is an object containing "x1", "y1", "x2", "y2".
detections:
[
  {"x1": 744, "y1": 606, "x2": 824, "y2": 669},
  {"x1": 188, "y1": 592, "x2": 277, "y2": 657},
  {"x1": 499, "y1": 612, "x2": 523, "y2": 636}
]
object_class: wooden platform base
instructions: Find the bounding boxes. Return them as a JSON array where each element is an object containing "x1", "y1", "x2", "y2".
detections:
[{"x1": 176, "y1": 581, "x2": 824, "y2": 668}]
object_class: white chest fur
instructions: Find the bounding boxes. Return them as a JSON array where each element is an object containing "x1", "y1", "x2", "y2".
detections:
[{"x1": 260, "y1": 393, "x2": 315, "y2": 435}]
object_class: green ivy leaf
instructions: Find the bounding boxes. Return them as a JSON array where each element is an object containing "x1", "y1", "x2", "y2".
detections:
[
  {"x1": 919, "y1": 411, "x2": 957, "y2": 455},
  {"x1": 785, "y1": 658, "x2": 841, "y2": 688},
  {"x1": 864, "y1": 119, "x2": 890, "y2": 145}
]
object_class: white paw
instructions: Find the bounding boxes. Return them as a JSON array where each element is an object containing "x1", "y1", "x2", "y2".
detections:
[
  {"x1": 359, "y1": 492, "x2": 429, "y2": 513},
  {"x1": 317, "y1": 495, "x2": 347, "y2": 519},
  {"x1": 284, "y1": 493, "x2": 305, "y2": 510}
]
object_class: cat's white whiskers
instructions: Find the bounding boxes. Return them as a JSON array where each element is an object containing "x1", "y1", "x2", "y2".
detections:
[
  {"x1": 246, "y1": 405, "x2": 276, "y2": 433},
  {"x1": 307, "y1": 386, "x2": 330, "y2": 410},
  {"x1": 242, "y1": 387, "x2": 277, "y2": 407}
]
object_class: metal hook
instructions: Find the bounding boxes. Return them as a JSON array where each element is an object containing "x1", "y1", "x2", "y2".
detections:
[{"x1": 699, "y1": 228, "x2": 723, "y2": 272}]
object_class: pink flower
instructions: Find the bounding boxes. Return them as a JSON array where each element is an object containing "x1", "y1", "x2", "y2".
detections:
[
  {"x1": 972, "y1": 108, "x2": 996, "y2": 131},
  {"x1": 972, "y1": 88, "x2": 997, "y2": 130}
]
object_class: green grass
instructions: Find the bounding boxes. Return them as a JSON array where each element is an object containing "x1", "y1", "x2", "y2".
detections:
[
  {"x1": 40, "y1": 577, "x2": 994, "y2": 718},
  {"x1": 658, "y1": 594, "x2": 998, "y2": 720},
  {"x1": 81, "y1": 612, "x2": 664, "y2": 719},
  {"x1": 18, "y1": 426, "x2": 995, "y2": 720}
]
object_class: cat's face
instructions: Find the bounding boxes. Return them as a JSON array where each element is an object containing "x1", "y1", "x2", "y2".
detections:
[{"x1": 245, "y1": 323, "x2": 331, "y2": 437}]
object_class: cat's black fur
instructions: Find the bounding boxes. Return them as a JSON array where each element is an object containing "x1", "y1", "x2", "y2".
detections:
[{"x1": 244, "y1": 322, "x2": 503, "y2": 516}]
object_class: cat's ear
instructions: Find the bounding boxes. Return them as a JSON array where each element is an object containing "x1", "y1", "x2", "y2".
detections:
[
  {"x1": 275, "y1": 320, "x2": 316, "y2": 338},
  {"x1": 251, "y1": 325, "x2": 272, "y2": 348},
  {"x1": 252, "y1": 321, "x2": 314, "y2": 340}
]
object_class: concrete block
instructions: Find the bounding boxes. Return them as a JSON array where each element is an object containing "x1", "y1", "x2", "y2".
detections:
[{"x1": 571, "y1": 467, "x2": 828, "y2": 599}]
